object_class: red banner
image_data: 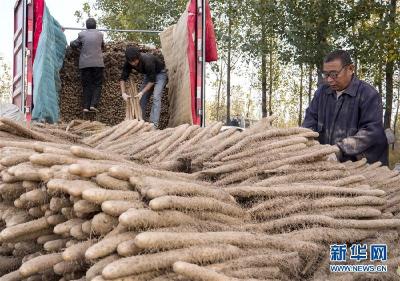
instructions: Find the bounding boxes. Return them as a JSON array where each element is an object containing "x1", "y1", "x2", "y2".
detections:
[{"x1": 33, "y1": 0, "x2": 45, "y2": 61}]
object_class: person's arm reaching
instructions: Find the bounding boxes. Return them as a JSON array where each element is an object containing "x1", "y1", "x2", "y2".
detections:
[
  {"x1": 137, "y1": 82, "x2": 155, "y2": 99},
  {"x1": 120, "y1": 81, "x2": 130, "y2": 101},
  {"x1": 70, "y1": 33, "x2": 82, "y2": 49}
]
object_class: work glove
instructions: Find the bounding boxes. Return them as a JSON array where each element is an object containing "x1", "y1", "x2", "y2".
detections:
[
  {"x1": 326, "y1": 153, "x2": 338, "y2": 162},
  {"x1": 135, "y1": 91, "x2": 144, "y2": 100},
  {"x1": 327, "y1": 144, "x2": 343, "y2": 162},
  {"x1": 122, "y1": 92, "x2": 130, "y2": 101}
]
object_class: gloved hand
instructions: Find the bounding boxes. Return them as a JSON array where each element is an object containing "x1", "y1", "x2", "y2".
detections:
[
  {"x1": 135, "y1": 91, "x2": 144, "y2": 100},
  {"x1": 327, "y1": 145, "x2": 342, "y2": 162},
  {"x1": 327, "y1": 153, "x2": 338, "y2": 162},
  {"x1": 122, "y1": 92, "x2": 130, "y2": 101}
]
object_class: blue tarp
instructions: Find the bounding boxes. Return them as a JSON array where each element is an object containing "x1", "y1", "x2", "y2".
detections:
[{"x1": 32, "y1": 5, "x2": 66, "y2": 123}]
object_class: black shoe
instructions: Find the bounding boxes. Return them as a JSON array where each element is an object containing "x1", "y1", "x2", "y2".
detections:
[{"x1": 90, "y1": 107, "x2": 99, "y2": 112}]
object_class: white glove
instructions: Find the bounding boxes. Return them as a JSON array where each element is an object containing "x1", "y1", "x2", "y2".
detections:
[{"x1": 122, "y1": 92, "x2": 130, "y2": 101}]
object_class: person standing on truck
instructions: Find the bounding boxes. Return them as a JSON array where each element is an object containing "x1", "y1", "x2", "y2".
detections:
[
  {"x1": 120, "y1": 46, "x2": 167, "y2": 128},
  {"x1": 302, "y1": 50, "x2": 388, "y2": 165},
  {"x1": 70, "y1": 18, "x2": 104, "y2": 113}
]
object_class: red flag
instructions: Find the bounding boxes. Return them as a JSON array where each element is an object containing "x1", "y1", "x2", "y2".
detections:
[
  {"x1": 33, "y1": 0, "x2": 45, "y2": 61},
  {"x1": 204, "y1": 1, "x2": 218, "y2": 62}
]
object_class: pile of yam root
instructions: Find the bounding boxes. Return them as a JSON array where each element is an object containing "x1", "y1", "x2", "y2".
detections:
[
  {"x1": 0, "y1": 116, "x2": 399, "y2": 281},
  {"x1": 59, "y1": 41, "x2": 169, "y2": 128}
]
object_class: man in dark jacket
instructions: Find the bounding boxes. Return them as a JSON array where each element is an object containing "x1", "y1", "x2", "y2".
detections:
[
  {"x1": 302, "y1": 50, "x2": 388, "y2": 165},
  {"x1": 70, "y1": 18, "x2": 104, "y2": 113},
  {"x1": 120, "y1": 46, "x2": 167, "y2": 128}
]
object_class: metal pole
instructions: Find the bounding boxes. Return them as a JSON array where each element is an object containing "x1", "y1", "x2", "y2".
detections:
[
  {"x1": 21, "y1": 0, "x2": 27, "y2": 113},
  {"x1": 201, "y1": 0, "x2": 206, "y2": 127},
  {"x1": 196, "y1": 0, "x2": 203, "y2": 127},
  {"x1": 63, "y1": 27, "x2": 162, "y2": 34}
]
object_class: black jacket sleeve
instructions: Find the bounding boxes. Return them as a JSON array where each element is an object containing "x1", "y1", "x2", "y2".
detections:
[
  {"x1": 70, "y1": 32, "x2": 82, "y2": 49},
  {"x1": 336, "y1": 87, "x2": 386, "y2": 156},
  {"x1": 120, "y1": 61, "x2": 132, "y2": 81},
  {"x1": 70, "y1": 38, "x2": 82, "y2": 49}
]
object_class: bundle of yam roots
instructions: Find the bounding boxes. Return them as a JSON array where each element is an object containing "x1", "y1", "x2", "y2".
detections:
[
  {"x1": 59, "y1": 41, "x2": 169, "y2": 128},
  {"x1": 0, "y1": 116, "x2": 399, "y2": 281}
]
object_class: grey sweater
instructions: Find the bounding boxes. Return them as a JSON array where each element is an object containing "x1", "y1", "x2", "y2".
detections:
[{"x1": 70, "y1": 29, "x2": 104, "y2": 69}]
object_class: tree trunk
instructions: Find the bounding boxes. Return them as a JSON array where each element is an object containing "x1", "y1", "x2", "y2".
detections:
[
  {"x1": 316, "y1": 1, "x2": 328, "y2": 87},
  {"x1": 246, "y1": 90, "x2": 252, "y2": 119},
  {"x1": 384, "y1": 0, "x2": 397, "y2": 129},
  {"x1": 378, "y1": 62, "x2": 383, "y2": 97},
  {"x1": 351, "y1": 0, "x2": 358, "y2": 76},
  {"x1": 317, "y1": 70, "x2": 323, "y2": 86},
  {"x1": 261, "y1": 54, "x2": 267, "y2": 117},
  {"x1": 261, "y1": 52, "x2": 267, "y2": 117},
  {"x1": 226, "y1": 5, "x2": 232, "y2": 125},
  {"x1": 216, "y1": 60, "x2": 224, "y2": 121},
  {"x1": 260, "y1": 0, "x2": 267, "y2": 118},
  {"x1": 268, "y1": 38, "x2": 273, "y2": 116},
  {"x1": 385, "y1": 61, "x2": 394, "y2": 129},
  {"x1": 308, "y1": 64, "x2": 313, "y2": 105},
  {"x1": 354, "y1": 54, "x2": 358, "y2": 77},
  {"x1": 298, "y1": 64, "x2": 304, "y2": 126},
  {"x1": 393, "y1": 78, "x2": 400, "y2": 136}
]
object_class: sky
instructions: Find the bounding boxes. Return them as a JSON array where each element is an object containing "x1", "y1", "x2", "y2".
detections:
[{"x1": 0, "y1": 0, "x2": 93, "y2": 65}]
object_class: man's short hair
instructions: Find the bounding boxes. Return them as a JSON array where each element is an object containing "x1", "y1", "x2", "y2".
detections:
[
  {"x1": 324, "y1": 50, "x2": 353, "y2": 66},
  {"x1": 86, "y1": 18, "x2": 97, "y2": 29},
  {"x1": 125, "y1": 46, "x2": 141, "y2": 62}
]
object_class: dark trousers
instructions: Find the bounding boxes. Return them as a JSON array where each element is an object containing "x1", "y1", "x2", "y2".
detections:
[{"x1": 80, "y1": 67, "x2": 104, "y2": 110}]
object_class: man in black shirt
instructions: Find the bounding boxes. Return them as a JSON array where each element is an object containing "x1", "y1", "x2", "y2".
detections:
[{"x1": 120, "y1": 46, "x2": 167, "y2": 128}]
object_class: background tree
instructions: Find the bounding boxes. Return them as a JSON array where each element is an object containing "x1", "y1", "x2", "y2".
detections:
[
  {"x1": 85, "y1": 0, "x2": 400, "y2": 129},
  {"x1": 241, "y1": 0, "x2": 282, "y2": 117},
  {"x1": 0, "y1": 57, "x2": 12, "y2": 103},
  {"x1": 76, "y1": 0, "x2": 188, "y2": 45},
  {"x1": 383, "y1": 0, "x2": 398, "y2": 129},
  {"x1": 209, "y1": 0, "x2": 246, "y2": 124},
  {"x1": 280, "y1": 0, "x2": 349, "y2": 80},
  {"x1": 345, "y1": 0, "x2": 399, "y2": 130},
  {"x1": 80, "y1": 0, "x2": 400, "y2": 165}
]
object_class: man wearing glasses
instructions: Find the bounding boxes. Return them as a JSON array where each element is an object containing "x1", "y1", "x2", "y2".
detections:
[{"x1": 303, "y1": 50, "x2": 388, "y2": 165}]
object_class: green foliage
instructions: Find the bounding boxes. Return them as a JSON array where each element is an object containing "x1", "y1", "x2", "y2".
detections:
[
  {"x1": 280, "y1": 0, "x2": 350, "y2": 68},
  {"x1": 74, "y1": 2, "x2": 95, "y2": 27},
  {"x1": 210, "y1": 0, "x2": 245, "y2": 50},
  {"x1": 92, "y1": 0, "x2": 187, "y2": 45}
]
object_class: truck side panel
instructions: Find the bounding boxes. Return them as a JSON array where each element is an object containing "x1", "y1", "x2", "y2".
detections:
[
  {"x1": 13, "y1": 0, "x2": 33, "y2": 119},
  {"x1": 13, "y1": 0, "x2": 24, "y2": 109}
]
